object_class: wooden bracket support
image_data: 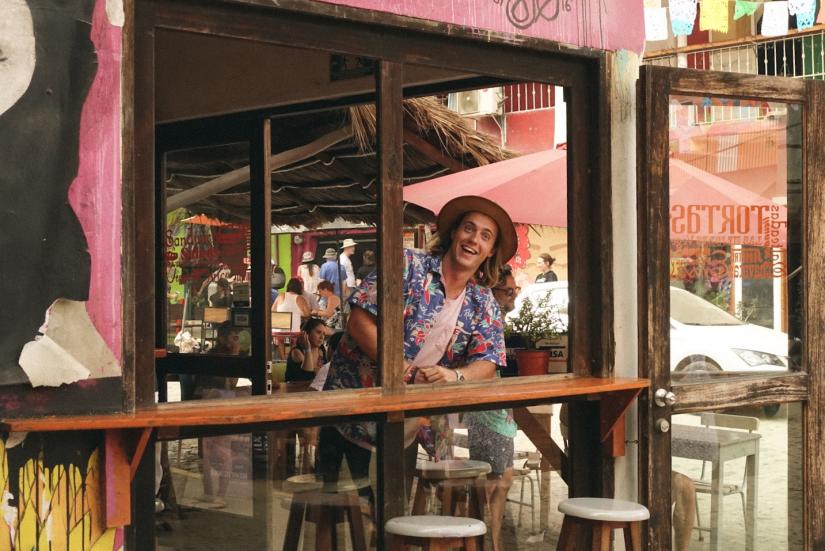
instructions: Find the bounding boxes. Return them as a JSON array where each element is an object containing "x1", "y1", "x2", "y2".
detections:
[
  {"x1": 104, "y1": 427, "x2": 154, "y2": 528},
  {"x1": 599, "y1": 389, "x2": 642, "y2": 457}
]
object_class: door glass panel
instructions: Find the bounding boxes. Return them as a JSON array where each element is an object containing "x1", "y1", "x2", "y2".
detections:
[
  {"x1": 670, "y1": 403, "x2": 803, "y2": 550},
  {"x1": 668, "y1": 96, "x2": 802, "y2": 384}
]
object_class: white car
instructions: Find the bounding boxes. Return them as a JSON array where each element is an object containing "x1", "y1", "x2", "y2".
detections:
[{"x1": 509, "y1": 282, "x2": 790, "y2": 374}]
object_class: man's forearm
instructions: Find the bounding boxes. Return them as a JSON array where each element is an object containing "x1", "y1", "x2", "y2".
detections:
[
  {"x1": 458, "y1": 360, "x2": 497, "y2": 381},
  {"x1": 347, "y1": 306, "x2": 378, "y2": 361}
]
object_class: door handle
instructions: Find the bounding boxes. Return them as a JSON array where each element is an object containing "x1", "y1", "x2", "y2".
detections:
[
  {"x1": 656, "y1": 418, "x2": 671, "y2": 433},
  {"x1": 654, "y1": 388, "x2": 677, "y2": 407}
]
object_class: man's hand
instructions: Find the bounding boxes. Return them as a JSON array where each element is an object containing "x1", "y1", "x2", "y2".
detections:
[{"x1": 417, "y1": 366, "x2": 455, "y2": 384}]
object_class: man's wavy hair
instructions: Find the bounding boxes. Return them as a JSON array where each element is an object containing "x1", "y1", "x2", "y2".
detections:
[{"x1": 427, "y1": 214, "x2": 504, "y2": 288}]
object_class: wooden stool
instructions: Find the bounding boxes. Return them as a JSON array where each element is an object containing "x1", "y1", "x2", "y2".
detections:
[
  {"x1": 282, "y1": 474, "x2": 370, "y2": 551},
  {"x1": 556, "y1": 498, "x2": 649, "y2": 551},
  {"x1": 412, "y1": 460, "x2": 491, "y2": 518},
  {"x1": 386, "y1": 515, "x2": 486, "y2": 551}
]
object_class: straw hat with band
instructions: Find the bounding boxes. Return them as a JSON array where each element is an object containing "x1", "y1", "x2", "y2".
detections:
[
  {"x1": 339, "y1": 238, "x2": 358, "y2": 250},
  {"x1": 323, "y1": 248, "x2": 338, "y2": 260},
  {"x1": 436, "y1": 195, "x2": 517, "y2": 262},
  {"x1": 301, "y1": 251, "x2": 315, "y2": 263}
]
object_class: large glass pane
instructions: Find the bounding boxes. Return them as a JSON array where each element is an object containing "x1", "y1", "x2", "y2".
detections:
[
  {"x1": 670, "y1": 403, "x2": 803, "y2": 550},
  {"x1": 164, "y1": 141, "x2": 253, "y2": 360},
  {"x1": 668, "y1": 96, "x2": 802, "y2": 384},
  {"x1": 268, "y1": 96, "x2": 379, "y2": 393},
  {"x1": 159, "y1": 381, "x2": 379, "y2": 549},
  {"x1": 400, "y1": 78, "x2": 570, "y2": 382}
]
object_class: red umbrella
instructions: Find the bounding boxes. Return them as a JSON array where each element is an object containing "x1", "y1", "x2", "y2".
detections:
[
  {"x1": 404, "y1": 149, "x2": 567, "y2": 227},
  {"x1": 669, "y1": 159, "x2": 787, "y2": 247}
]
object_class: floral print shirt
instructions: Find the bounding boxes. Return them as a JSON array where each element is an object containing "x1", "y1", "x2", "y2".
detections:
[{"x1": 324, "y1": 248, "x2": 507, "y2": 450}]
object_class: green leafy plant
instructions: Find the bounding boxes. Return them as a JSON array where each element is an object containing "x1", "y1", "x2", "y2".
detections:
[{"x1": 505, "y1": 292, "x2": 565, "y2": 349}]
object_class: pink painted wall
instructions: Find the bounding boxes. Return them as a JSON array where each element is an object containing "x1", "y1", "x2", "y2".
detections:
[
  {"x1": 67, "y1": 0, "x2": 122, "y2": 362},
  {"x1": 317, "y1": 0, "x2": 645, "y2": 52}
]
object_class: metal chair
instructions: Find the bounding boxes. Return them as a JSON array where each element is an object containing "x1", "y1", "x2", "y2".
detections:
[
  {"x1": 691, "y1": 412, "x2": 760, "y2": 540},
  {"x1": 508, "y1": 451, "x2": 541, "y2": 532}
]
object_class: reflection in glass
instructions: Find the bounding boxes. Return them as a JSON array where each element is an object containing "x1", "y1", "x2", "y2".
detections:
[
  {"x1": 668, "y1": 96, "x2": 801, "y2": 383},
  {"x1": 670, "y1": 404, "x2": 802, "y2": 550}
]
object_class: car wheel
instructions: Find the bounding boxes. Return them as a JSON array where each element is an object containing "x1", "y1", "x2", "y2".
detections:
[
  {"x1": 677, "y1": 358, "x2": 722, "y2": 373},
  {"x1": 674, "y1": 357, "x2": 722, "y2": 382}
]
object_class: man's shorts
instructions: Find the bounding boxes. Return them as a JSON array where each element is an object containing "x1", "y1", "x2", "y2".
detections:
[{"x1": 467, "y1": 419, "x2": 514, "y2": 475}]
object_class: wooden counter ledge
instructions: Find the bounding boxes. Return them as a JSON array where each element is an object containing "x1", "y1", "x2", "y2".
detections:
[{"x1": 1, "y1": 375, "x2": 649, "y2": 433}]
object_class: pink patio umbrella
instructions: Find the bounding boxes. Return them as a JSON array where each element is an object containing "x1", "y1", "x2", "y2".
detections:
[
  {"x1": 669, "y1": 159, "x2": 787, "y2": 248},
  {"x1": 404, "y1": 150, "x2": 786, "y2": 247},
  {"x1": 403, "y1": 149, "x2": 568, "y2": 227}
]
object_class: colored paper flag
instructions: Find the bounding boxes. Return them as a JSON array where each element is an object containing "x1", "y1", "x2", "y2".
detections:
[
  {"x1": 733, "y1": 0, "x2": 759, "y2": 20},
  {"x1": 820, "y1": 1, "x2": 825, "y2": 23},
  {"x1": 643, "y1": 0, "x2": 661, "y2": 6},
  {"x1": 645, "y1": 7, "x2": 670, "y2": 41},
  {"x1": 762, "y1": 1, "x2": 790, "y2": 36},
  {"x1": 700, "y1": 0, "x2": 729, "y2": 33},
  {"x1": 788, "y1": 0, "x2": 811, "y2": 15},
  {"x1": 670, "y1": 0, "x2": 698, "y2": 36},
  {"x1": 794, "y1": 0, "x2": 817, "y2": 27}
]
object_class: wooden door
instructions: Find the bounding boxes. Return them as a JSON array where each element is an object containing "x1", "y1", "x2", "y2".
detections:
[{"x1": 638, "y1": 65, "x2": 825, "y2": 550}]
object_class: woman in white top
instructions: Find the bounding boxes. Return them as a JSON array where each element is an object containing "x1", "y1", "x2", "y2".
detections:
[
  {"x1": 297, "y1": 251, "x2": 321, "y2": 295},
  {"x1": 272, "y1": 278, "x2": 310, "y2": 332}
]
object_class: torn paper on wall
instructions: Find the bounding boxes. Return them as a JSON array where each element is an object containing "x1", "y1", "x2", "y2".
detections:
[{"x1": 19, "y1": 299, "x2": 120, "y2": 387}]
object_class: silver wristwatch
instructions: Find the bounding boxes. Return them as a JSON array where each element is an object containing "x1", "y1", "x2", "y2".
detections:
[{"x1": 455, "y1": 369, "x2": 465, "y2": 383}]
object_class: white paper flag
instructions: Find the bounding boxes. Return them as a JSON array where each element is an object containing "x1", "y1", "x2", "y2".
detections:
[
  {"x1": 762, "y1": 1, "x2": 790, "y2": 37},
  {"x1": 787, "y1": 0, "x2": 813, "y2": 16},
  {"x1": 645, "y1": 7, "x2": 669, "y2": 41},
  {"x1": 670, "y1": 0, "x2": 698, "y2": 36}
]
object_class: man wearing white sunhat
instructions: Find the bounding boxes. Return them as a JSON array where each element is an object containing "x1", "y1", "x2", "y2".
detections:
[{"x1": 339, "y1": 238, "x2": 358, "y2": 296}]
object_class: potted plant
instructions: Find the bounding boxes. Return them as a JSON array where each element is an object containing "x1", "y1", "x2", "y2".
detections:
[{"x1": 506, "y1": 292, "x2": 565, "y2": 376}]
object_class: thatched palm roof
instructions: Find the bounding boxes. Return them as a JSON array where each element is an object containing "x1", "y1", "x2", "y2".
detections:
[{"x1": 164, "y1": 97, "x2": 512, "y2": 227}]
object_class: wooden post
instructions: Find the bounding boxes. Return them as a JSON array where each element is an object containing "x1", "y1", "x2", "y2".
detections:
[
  {"x1": 376, "y1": 60, "x2": 405, "y2": 393},
  {"x1": 376, "y1": 59, "x2": 406, "y2": 549},
  {"x1": 250, "y1": 118, "x2": 272, "y2": 395},
  {"x1": 804, "y1": 78, "x2": 825, "y2": 550}
]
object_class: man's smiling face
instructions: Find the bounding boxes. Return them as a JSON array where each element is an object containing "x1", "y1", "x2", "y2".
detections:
[{"x1": 448, "y1": 211, "x2": 499, "y2": 273}]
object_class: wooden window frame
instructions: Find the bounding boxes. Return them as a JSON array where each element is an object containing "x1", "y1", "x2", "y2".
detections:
[
  {"x1": 636, "y1": 65, "x2": 825, "y2": 548},
  {"x1": 126, "y1": 1, "x2": 617, "y2": 513}
]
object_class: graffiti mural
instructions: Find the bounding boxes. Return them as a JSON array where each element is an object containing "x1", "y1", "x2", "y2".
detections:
[
  {"x1": 0, "y1": 434, "x2": 123, "y2": 550},
  {"x1": 0, "y1": 0, "x2": 122, "y2": 393}
]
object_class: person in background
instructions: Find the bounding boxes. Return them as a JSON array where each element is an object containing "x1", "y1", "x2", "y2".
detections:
[
  {"x1": 272, "y1": 278, "x2": 310, "y2": 333},
  {"x1": 209, "y1": 278, "x2": 232, "y2": 307},
  {"x1": 319, "y1": 247, "x2": 346, "y2": 296},
  {"x1": 285, "y1": 318, "x2": 328, "y2": 383},
  {"x1": 338, "y1": 238, "x2": 358, "y2": 296},
  {"x1": 312, "y1": 280, "x2": 342, "y2": 332},
  {"x1": 319, "y1": 195, "x2": 516, "y2": 506},
  {"x1": 297, "y1": 250, "x2": 320, "y2": 295},
  {"x1": 356, "y1": 249, "x2": 376, "y2": 285},
  {"x1": 534, "y1": 253, "x2": 558, "y2": 283},
  {"x1": 466, "y1": 264, "x2": 519, "y2": 551}
]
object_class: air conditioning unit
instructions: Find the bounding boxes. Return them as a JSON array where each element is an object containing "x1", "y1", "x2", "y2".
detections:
[{"x1": 452, "y1": 88, "x2": 502, "y2": 116}]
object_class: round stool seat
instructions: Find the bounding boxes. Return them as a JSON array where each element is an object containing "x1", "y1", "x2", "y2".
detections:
[
  {"x1": 416, "y1": 459, "x2": 491, "y2": 480},
  {"x1": 385, "y1": 515, "x2": 487, "y2": 538},
  {"x1": 284, "y1": 474, "x2": 370, "y2": 494},
  {"x1": 558, "y1": 498, "x2": 650, "y2": 522}
]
